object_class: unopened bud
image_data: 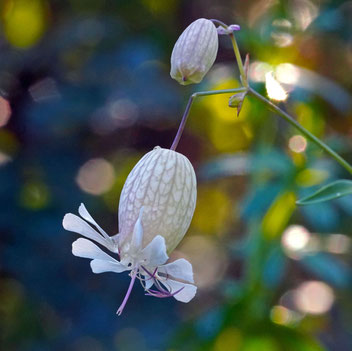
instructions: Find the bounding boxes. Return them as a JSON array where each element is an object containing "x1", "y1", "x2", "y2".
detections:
[
  {"x1": 170, "y1": 18, "x2": 218, "y2": 85},
  {"x1": 118, "y1": 147, "x2": 197, "y2": 253},
  {"x1": 217, "y1": 24, "x2": 241, "y2": 35},
  {"x1": 229, "y1": 91, "x2": 247, "y2": 117}
]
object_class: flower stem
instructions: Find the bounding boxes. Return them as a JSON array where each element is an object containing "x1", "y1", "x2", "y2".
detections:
[
  {"x1": 210, "y1": 19, "x2": 228, "y2": 28},
  {"x1": 210, "y1": 19, "x2": 247, "y2": 87},
  {"x1": 116, "y1": 270, "x2": 137, "y2": 316},
  {"x1": 229, "y1": 33, "x2": 248, "y2": 87},
  {"x1": 248, "y1": 87, "x2": 352, "y2": 174},
  {"x1": 170, "y1": 87, "x2": 247, "y2": 150},
  {"x1": 226, "y1": 29, "x2": 352, "y2": 174}
]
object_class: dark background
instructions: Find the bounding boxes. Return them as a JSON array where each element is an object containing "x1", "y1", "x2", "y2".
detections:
[{"x1": 0, "y1": 0, "x2": 352, "y2": 350}]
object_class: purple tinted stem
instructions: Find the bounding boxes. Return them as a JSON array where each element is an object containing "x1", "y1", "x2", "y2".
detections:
[
  {"x1": 170, "y1": 94, "x2": 195, "y2": 151},
  {"x1": 170, "y1": 88, "x2": 247, "y2": 151},
  {"x1": 141, "y1": 266, "x2": 157, "y2": 278},
  {"x1": 116, "y1": 271, "x2": 137, "y2": 316},
  {"x1": 210, "y1": 19, "x2": 228, "y2": 28}
]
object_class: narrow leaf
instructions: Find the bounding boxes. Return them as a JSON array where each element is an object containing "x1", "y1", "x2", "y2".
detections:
[{"x1": 297, "y1": 180, "x2": 352, "y2": 205}]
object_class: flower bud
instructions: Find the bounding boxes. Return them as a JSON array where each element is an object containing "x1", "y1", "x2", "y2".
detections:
[
  {"x1": 217, "y1": 24, "x2": 241, "y2": 35},
  {"x1": 170, "y1": 18, "x2": 218, "y2": 85},
  {"x1": 118, "y1": 147, "x2": 197, "y2": 253},
  {"x1": 228, "y1": 91, "x2": 247, "y2": 117}
]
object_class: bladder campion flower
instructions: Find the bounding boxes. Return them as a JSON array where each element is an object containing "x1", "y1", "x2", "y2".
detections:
[
  {"x1": 170, "y1": 18, "x2": 218, "y2": 85},
  {"x1": 63, "y1": 147, "x2": 197, "y2": 315}
]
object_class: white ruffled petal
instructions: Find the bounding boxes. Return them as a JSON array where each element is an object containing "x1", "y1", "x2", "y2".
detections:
[
  {"x1": 130, "y1": 208, "x2": 144, "y2": 253},
  {"x1": 140, "y1": 235, "x2": 168, "y2": 267},
  {"x1": 158, "y1": 258, "x2": 194, "y2": 283},
  {"x1": 110, "y1": 233, "x2": 121, "y2": 247},
  {"x1": 143, "y1": 275, "x2": 154, "y2": 290},
  {"x1": 63, "y1": 213, "x2": 114, "y2": 251},
  {"x1": 162, "y1": 279, "x2": 197, "y2": 303},
  {"x1": 72, "y1": 238, "x2": 116, "y2": 261},
  {"x1": 90, "y1": 259, "x2": 128, "y2": 274},
  {"x1": 78, "y1": 203, "x2": 110, "y2": 240}
]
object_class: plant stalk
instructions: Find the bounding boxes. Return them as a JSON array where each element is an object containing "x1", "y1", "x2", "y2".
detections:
[
  {"x1": 229, "y1": 33, "x2": 248, "y2": 87},
  {"x1": 248, "y1": 87, "x2": 352, "y2": 174},
  {"x1": 227, "y1": 28, "x2": 352, "y2": 174},
  {"x1": 170, "y1": 87, "x2": 247, "y2": 150}
]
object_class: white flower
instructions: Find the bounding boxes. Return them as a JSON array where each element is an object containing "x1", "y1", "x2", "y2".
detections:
[
  {"x1": 118, "y1": 146, "x2": 197, "y2": 254},
  {"x1": 63, "y1": 147, "x2": 197, "y2": 315},
  {"x1": 170, "y1": 18, "x2": 219, "y2": 85},
  {"x1": 63, "y1": 205, "x2": 196, "y2": 315}
]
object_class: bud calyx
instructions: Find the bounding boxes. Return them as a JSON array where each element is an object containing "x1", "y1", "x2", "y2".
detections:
[{"x1": 170, "y1": 18, "x2": 219, "y2": 85}]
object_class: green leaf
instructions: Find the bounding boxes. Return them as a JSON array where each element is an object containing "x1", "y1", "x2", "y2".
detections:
[{"x1": 296, "y1": 179, "x2": 352, "y2": 205}]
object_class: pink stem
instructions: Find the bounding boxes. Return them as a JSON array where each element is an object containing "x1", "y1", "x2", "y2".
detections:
[
  {"x1": 116, "y1": 271, "x2": 137, "y2": 316},
  {"x1": 170, "y1": 94, "x2": 195, "y2": 150}
]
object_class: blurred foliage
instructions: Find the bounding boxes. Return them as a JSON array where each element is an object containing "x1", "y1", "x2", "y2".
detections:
[
  {"x1": 297, "y1": 179, "x2": 352, "y2": 205},
  {"x1": 0, "y1": 0, "x2": 352, "y2": 350}
]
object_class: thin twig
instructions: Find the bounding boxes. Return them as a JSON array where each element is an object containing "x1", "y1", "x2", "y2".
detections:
[
  {"x1": 170, "y1": 88, "x2": 247, "y2": 150},
  {"x1": 248, "y1": 87, "x2": 352, "y2": 174}
]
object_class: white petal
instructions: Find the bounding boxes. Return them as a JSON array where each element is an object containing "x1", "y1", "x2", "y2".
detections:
[
  {"x1": 90, "y1": 259, "x2": 128, "y2": 274},
  {"x1": 63, "y1": 213, "x2": 114, "y2": 251},
  {"x1": 142, "y1": 275, "x2": 154, "y2": 290},
  {"x1": 162, "y1": 279, "x2": 197, "y2": 303},
  {"x1": 78, "y1": 203, "x2": 110, "y2": 240},
  {"x1": 141, "y1": 235, "x2": 168, "y2": 267},
  {"x1": 72, "y1": 238, "x2": 116, "y2": 261},
  {"x1": 111, "y1": 233, "x2": 121, "y2": 247},
  {"x1": 130, "y1": 207, "x2": 144, "y2": 253},
  {"x1": 158, "y1": 258, "x2": 194, "y2": 283}
]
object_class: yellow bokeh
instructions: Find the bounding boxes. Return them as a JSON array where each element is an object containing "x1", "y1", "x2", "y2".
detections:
[
  {"x1": 191, "y1": 186, "x2": 232, "y2": 235},
  {"x1": 2, "y1": 0, "x2": 48, "y2": 49},
  {"x1": 201, "y1": 79, "x2": 253, "y2": 152},
  {"x1": 20, "y1": 180, "x2": 50, "y2": 210},
  {"x1": 203, "y1": 79, "x2": 248, "y2": 122},
  {"x1": 103, "y1": 152, "x2": 142, "y2": 212},
  {"x1": 213, "y1": 327, "x2": 242, "y2": 351},
  {"x1": 142, "y1": 0, "x2": 179, "y2": 14},
  {"x1": 209, "y1": 117, "x2": 253, "y2": 153},
  {"x1": 295, "y1": 102, "x2": 325, "y2": 137},
  {"x1": 258, "y1": 46, "x2": 300, "y2": 67},
  {"x1": 265, "y1": 71, "x2": 288, "y2": 101},
  {"x1": 262, "y1": 191, "x2": 296, "y2": 239},
  {"x1": 0, "y1": 279, "x2": 26, "y2": 326},
  {"x1": 271, "y1": 305, "x2": 294, "y2": 325},
  {"x1": 0, "y1": 129, "x2": 19, "y2": 155},
  {"x1": 290, "y1": 151, "x2": 306, "y2": 168},
  {"x1": 296, "y1": 168, "x2": 329, "y2": 187},
  {"x1": 241, "y1": 335, "x2": 280, "y2": 351}
]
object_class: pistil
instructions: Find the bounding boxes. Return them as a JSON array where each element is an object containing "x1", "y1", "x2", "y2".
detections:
[{"x1": 116, "y1": 270, "x2": 137, "y2": 315}]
